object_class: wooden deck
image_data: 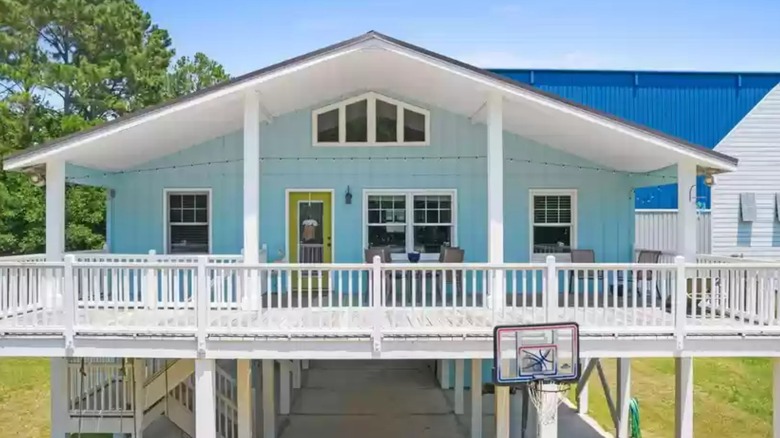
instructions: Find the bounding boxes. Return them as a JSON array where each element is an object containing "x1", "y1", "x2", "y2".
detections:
[{"x1": 0, "y1": 303, "x2": 764, "y2": 338}]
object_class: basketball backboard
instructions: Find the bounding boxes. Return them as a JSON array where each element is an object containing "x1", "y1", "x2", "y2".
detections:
[{"x1": 493, "y1": 322, "x2": 580, "y2": 385}]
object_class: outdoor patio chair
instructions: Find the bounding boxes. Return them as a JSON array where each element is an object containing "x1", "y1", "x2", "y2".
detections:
[
  {"x1": 615, "y1": 249, "x2": 663, "y2": 301},
  {"x1": 435, "y1": 247, "x2": 465, "y2": 304},
  {"x1": 568, "y1": 249, "x2": 604, "y2": 285}
]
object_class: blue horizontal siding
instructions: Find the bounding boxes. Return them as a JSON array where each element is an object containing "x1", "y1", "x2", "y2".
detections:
[{"x1": 491, "y1": 69, "x2": 780, "y2": 209}]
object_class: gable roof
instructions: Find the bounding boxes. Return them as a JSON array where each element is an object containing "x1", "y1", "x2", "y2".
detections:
[{"x1": 2, "y1": 31, "x2": 737, "y2": 172}]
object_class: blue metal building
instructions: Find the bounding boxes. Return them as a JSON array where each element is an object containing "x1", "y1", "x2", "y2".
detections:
[{"x1": 491, "y1": 69, "x2": 780, "y2": 209}]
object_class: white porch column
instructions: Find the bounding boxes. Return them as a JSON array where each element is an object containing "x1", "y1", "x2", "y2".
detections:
[
  {"x1": 487, "y1": 92, "x2": 504, "y2": 303},
  {"x1": 677, "y1": 161, "x2": 698, "y2": 260},
  {"x1": 237, "y1": 359, "x2": 252, "y2": 438},
  {"x1": 487, "y1": 92, "x2": 510, "y2": 438},
  {"x1": 774, "y1": 358, "x2": 780, "y2": 438},
  {"x1": 195, "y1": 359, "x2": 217, "y2": 437},
  {"x1": 262, "y1": 359, "x2": 275, "y2": 438},
  {"x1": 616, "y1": 358, "x2": 631, "y2": 438},
  {"x1": 243, "y1": 92, "x2": 261, "y2": 263},
  {"x1": 675, "y1": 357, "x2": 694, "y2": 438},
  {"x1": 45, "y1": 160, "x2": 66, "y2": 261},
  {"x1": 50, "y1": 358, "x2": 68, "y2": 438},
  {"x1": 132, "y1": 359, "x2": 145, "y2": 438},
  {"x1": 471, "y1": 359, "x2": 482, "y2": 438}
]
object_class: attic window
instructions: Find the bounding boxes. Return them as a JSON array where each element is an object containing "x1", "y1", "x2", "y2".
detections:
[
  {"x1": 313, "y1": 92, "x2": 429, "y2": 146},
  {"x1": 740, "y1": 193, "x2": 757, "y2": 222}
]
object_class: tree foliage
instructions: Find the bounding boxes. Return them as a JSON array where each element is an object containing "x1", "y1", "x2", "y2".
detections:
[{"x1": 0, "y1": 0, "x2": 229, "y2": 255}]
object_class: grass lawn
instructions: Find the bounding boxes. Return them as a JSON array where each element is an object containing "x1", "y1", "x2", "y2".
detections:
[
  {"x1": 569, "y1": 358, "x2": 774, "y2": 437},
  {"x1": 0, "y1": 358, "x2": 52, "y2": 437},
  {"x1": 0, "y1": 358, "x2": 113, "y2": 438}
]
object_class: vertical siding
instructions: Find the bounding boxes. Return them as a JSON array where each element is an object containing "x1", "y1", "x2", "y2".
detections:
[
  {"x1": 712, "y1": 84, "x2": 780, "y2": 259},
  {"x1": 89, "y1": 93, "x2": 637, "y2": 262},
  {"x1": 634, "y1": 210, "x2": 711, "y2": 254},
  {"x1": 493, "y1": 69, "x2": 780, "y2": 209}
]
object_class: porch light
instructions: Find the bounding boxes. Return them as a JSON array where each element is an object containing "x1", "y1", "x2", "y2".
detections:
[
  {"x1": 345, "y1": 186, "x2": 353, "y2": 204},
  {"x1": 703, "y1": 173, "x2": 715, "y2": 187},
  {"x1": 29, "y1": 172, "x2": 45, "y2": 187}
]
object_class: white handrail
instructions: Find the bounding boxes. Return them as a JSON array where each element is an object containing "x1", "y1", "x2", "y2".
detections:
[{"x1": 2, "y1": 255, "x2": 780, "y2": 343}]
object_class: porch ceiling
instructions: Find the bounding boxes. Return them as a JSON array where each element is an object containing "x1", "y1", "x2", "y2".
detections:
[{"x1": 3, "y1": 32, "x2": 737, "y2": 174}]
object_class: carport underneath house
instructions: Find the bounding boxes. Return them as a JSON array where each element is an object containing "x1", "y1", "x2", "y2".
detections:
[{"x1": 4, "y1": 31, "x2": 780, "y2": 438}]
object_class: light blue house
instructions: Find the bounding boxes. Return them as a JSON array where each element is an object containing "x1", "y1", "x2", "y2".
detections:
[
  {"x1": 6, "y1": 33, "x2": 735, "y2": 268},
  {"x1": 1, "y1": 32, "x2": 746, "y2": 438}
]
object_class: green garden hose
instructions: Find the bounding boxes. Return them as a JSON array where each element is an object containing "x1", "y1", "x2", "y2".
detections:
[{"x1": 629, "y1": 397, "x2": 642, "y2": 438}]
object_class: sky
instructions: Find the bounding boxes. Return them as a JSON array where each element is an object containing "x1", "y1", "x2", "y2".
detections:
[{"x1": 137, "y1": 0, "x2": 780, "y2": 76}]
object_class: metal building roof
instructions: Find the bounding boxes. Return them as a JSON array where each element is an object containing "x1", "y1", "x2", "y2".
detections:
[{"x1": 491, "y1": 69, "x2": 780, "y2": 209}]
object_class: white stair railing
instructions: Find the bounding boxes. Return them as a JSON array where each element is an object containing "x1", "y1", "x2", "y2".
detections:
[{"x1": 67, "y1": 358, "x2": 133, "y2": 416}]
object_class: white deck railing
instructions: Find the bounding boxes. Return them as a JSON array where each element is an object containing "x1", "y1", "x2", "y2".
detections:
[{"x1": 1, "y1": 254, "x2": 779, "y2": 342}]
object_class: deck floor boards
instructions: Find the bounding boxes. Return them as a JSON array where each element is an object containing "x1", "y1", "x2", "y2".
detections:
[{"x1": 0, "y1": 303, "x2": 763, "y2": 336}]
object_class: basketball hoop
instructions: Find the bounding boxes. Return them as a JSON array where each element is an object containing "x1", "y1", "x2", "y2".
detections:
[
  {"x1": 527, "y1": 380, "x2": 570, "y2": 425},
  {"x1": 493, "y1": 322, "x2": 580, "y2": 429}
]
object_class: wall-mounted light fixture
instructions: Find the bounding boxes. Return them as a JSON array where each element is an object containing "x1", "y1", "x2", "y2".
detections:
[
  {"x1": 345, "y1": 186, "x2": 353, "y2": 205},
  {"x1": 28, "y1": 171, "x2": 45, "y2": 187},
  {"x1": 703, "y1": 172, "x2": 715, "y2": 187}
]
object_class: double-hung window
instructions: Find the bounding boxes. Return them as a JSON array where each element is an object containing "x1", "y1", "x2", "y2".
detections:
[
  {"x1": 166, "y1": 190, "x2": 211, "y2": 254},
  {"x1": 530, "y1": 190, "x2": 576, "y2": 261},
  {"x1": 365, "y1": 190, "x2": 456, "y2": 260}
]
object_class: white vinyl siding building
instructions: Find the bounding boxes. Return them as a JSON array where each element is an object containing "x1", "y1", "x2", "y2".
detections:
[{"x1": 712, "y1": 83, "x2": 780, "y2": 259}]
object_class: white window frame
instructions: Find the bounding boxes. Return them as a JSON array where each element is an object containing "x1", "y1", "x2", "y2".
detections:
[
  {"x1": 312, "y1": 92, "x2": 430, "y2": 146},
  {"x1": 362, "y1": 189, "x2": 457, "y2": 262},
  {"x1": 528, "y1": 189, "x2": 577, "y2": 262},
  {"x1": 163, "y1": 188, "x2": 213, "y2": 255}
]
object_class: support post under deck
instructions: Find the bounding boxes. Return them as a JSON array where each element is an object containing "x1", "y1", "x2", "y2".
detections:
[
  {"x1": 773, "y1": 358, "x2": 779, "y2": 438},
  {"x1": 262, "y1": 359, "x2": 275, "y2": 438},
  {"x1": 675, "y1": 357, "x2": 694, "y2": 438},
  {"x1": 237, "y1": 359, "x2": 252, "y2": 438},
  {"x1": 195, "y1": 359, "x2": 216, "y2": 437},
  {"x1": 50, "y1": 358, "x2": 68, "y2": 438},
  {"x1": 471, "y1": 359, "x2": 482, "y2": 438},
  {"x1": 617, "y1": 358, "x2": 631, "y2": 438},
  {"x1": 455, "y1": 359, "x2": 465, "y2": 415}
]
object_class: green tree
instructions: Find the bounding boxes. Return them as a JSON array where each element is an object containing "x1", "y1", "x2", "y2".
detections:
[
  {"x1": 0, "y1": 0, "x2": 228, "y2": 255},
  {"x1": 165, "y1": 52, "x2": 230, "y2": 98}
]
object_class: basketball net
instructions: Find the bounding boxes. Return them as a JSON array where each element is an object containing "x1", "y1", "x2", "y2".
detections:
[{"x1": 528, "y1": 381, "x2": 570, "y2": 425}]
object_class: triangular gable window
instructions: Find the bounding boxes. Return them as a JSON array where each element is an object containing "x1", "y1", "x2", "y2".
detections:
[{"x1": 313, "y1": 92, "x2": 429, "y2": 146}]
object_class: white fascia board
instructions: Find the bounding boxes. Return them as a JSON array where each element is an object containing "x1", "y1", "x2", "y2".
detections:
[
  {"x1": 3, "y1": 42, "x2": 373, "y2": 171},
  {"x1": 376, "y1": 42, "x2": 737, "y2": 172}
]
